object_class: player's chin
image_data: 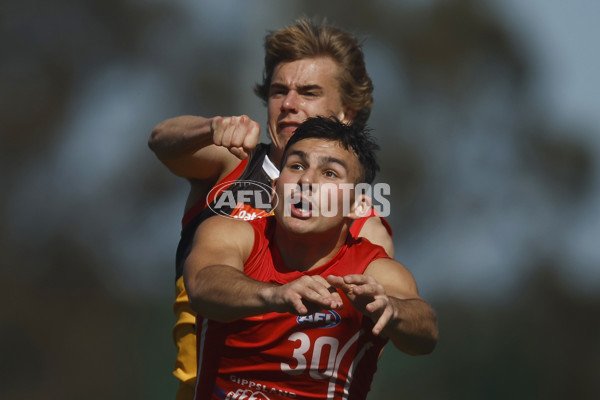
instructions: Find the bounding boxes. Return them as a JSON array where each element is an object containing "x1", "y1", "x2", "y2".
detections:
[{"x1": 279, "y1": 215, "x2": 314, "y2": 234}]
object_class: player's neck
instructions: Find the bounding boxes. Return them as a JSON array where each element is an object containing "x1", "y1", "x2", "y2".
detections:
[
  {"x1": 274, "y1": 224, "x2": 351, "y2": 271},
  {"x1": 267, "y1": 145, "x2": 283, "y2": 169}
]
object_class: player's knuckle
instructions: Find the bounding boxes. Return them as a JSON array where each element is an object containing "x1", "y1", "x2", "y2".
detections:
[{"x1": 231, "y1": 134, "x2": 243, "y2": 146}]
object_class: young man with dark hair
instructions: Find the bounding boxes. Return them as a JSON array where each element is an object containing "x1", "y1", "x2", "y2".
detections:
[{"x1": 184, "y1": 117, "x2": 437, "y2": 400}]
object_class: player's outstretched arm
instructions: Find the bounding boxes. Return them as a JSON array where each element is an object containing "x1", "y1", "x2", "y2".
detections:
[
  {"x1": 148, "y1": 115, "x2": 260, "y2": 180},
  {"x1": 328, "y1": 258, "x2": 438, "y2": 355},
  {"x1": 184, "y1": 217, "x2": 343, "y2": 322}
]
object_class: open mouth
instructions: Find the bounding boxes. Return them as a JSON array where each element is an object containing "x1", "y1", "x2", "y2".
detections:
[{"x1": 290, "y1": 196, "x2": 314, "y2": 218}]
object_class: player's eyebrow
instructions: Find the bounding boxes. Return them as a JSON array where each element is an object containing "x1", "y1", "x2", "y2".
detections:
[
  {"x1": 269, "y1": 83, "x2": 287, "y2": 91},
  {"x1": 269, "y1": 83, "x2": 323, "y2": 92},
  {"x1": 297, "y1": 84, "x2": 323, "y2": 92},
  {"x1": 287, "y1": 150, "x2": 348, "y2": 171},
  {"x1": 319, "y1": 155, "x2": 348, "y2": 172},
  {"x1": 287, "y1": 149, "x2": 309, "y2": 162}
]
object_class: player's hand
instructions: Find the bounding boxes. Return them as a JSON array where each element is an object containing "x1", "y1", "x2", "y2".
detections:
[
  {"x1": 267, "y1": 275, "x2": 344, "y2": 316},
  {"x1": 327, "y1": 274, "x2": 395, "y2": 336},
  {"x1": 211, "y1": 115, "x2": 260, "y2": 160}
]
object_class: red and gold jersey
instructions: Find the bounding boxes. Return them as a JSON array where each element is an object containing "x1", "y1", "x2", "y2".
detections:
[{"x1": 195, "y1": 217, "x2": 390, "y2": 400}]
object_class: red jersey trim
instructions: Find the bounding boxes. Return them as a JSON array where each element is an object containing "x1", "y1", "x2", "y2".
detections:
[
  {"x1": 349, "y1": 209, "x2": 393, "y2": 238},
  {"x1": 181, "y1": 159, "x2": 249, "y2": 228}
]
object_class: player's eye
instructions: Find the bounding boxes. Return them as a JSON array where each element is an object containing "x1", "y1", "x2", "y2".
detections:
[
  {"x1": 269, "y1": 88, "x2": 287, "y2": 97},
  {"x1": 301, "y1": 89, "x2": 322, "y2": 98},
  {"x1": 324, "y1": 170, "x2": 338, "y2": 178}
]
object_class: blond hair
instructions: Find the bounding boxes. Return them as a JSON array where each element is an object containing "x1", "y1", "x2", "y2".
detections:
[{"x1": 254, "y1": 18, "x2": 373, "y2": 127}]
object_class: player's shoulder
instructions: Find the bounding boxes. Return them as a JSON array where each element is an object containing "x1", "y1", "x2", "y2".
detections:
[
  {"x1": 355, "y1": 216, "x2": 394, "y2": 258},
  {"x1": 195, "y1": 215, "x2": 257, "y2": 260},
  {"x1": 197, "y1": 215, "x2": 255, "y2": 244},
  {"x1": 201, "y1": 214, "x2": 253, "y2": 232}
]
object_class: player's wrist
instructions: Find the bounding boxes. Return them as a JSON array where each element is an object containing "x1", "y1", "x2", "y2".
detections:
[
  {"x1": 258, "y1": 284, "x2": 279, "y2": 312},
  {"x1": 378, "y1": 298, "x2": 401, "y2": 334},
  {"x1": 209, "y1": 117, "x2": 219, "y2": 143}
]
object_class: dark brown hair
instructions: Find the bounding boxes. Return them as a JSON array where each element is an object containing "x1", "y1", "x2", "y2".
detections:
[{"x1": 282, "y1": 117, "x2": 379, "y2": 184}]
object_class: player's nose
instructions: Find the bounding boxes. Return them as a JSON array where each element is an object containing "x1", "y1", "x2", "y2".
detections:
[{"x1": 281, "y1": 91, "x2": 299, "y2": 113}]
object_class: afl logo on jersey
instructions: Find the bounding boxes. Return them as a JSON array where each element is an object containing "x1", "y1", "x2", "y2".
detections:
[{"x1": 296, "y1": 310, "x2": 341, "y2": 329}]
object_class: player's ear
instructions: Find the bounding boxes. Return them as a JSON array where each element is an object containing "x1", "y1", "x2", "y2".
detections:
[{"x1": 348, "y1": 192, "x2": 372, "y2": 220}]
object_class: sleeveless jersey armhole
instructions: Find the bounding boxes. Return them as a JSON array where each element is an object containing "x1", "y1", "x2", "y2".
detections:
[
  {"x1": 242, "y1": 218, "x2": 269, "y2": 277},
  {"x1": 349, "y1": 208, "x2": 393, "y2": 238}
]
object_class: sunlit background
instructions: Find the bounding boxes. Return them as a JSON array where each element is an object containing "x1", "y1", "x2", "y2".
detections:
[{"x1": 1, "y1": 0, "x2": 599, "y2": 399}]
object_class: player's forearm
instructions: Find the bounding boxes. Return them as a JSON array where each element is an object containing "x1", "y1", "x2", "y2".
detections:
[
  {"x1": 383, "y1": 297, "x2": 438, "y2": 355},
  {"x1": 148, "y1": 115, "x2": 214, "y2": 160},
  {"x1": 186, "y1": 264, "x2": 276, "y2": 322}
]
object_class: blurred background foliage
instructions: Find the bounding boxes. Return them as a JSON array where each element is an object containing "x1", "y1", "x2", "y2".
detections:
[{"x1": 1, "y1": 0, "x2": 598, "y2": 399}]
